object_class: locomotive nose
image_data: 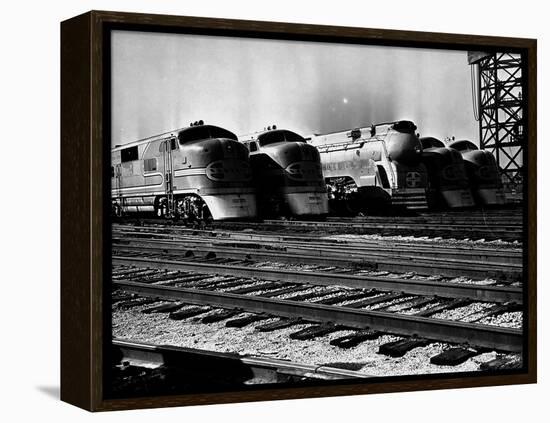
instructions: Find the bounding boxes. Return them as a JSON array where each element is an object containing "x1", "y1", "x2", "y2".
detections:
[
  {"x1": 386, "y1": 133, "x2": 423, "y2": 165},
  {"x1": 273, "y1": 141, "x2": 320, "y2": 166}
]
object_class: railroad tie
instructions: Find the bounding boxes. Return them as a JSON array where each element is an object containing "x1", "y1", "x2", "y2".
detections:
[
  {"x1": 112, "y1": 292, "x2": 136, "y2": 303},
  {"x1": 468, "y1": 302, "x2": 522, "y2": 322},
  {"x1": 480, "y1": 357, "x2": 523, "y2": 371},
  {"x1": 171, "y1": 274, "x2": 212, "y2": 285},
  {"x1": 169, "y1": 306, "x2": 210, "y2": 320},
  {"x1": 289, "y1": 324, "x2": 347, "y2": 341},
  {"x1": 198, "y1": 278, "x2": 249, "y2": 290},
  {"x1": 116, "y1": 269, "x2": 158, "y2": 280},
  {"x1": 377, "y1": 296, "x2": 436, "y2": 312},
  {"x1": 111, "y1": 268, "x2": 149, "y2": 278},
  {"x1": 257, "y1": 285, "x2": 304, "y2": 298},
  {"x1": 141, "y1": 302, "x2": 184, "y2": 314},
  {"x1": 378, "y1": 338, "x2": 430, "y2": 357},
  {"x1": 413, "y1": 298, "x2": 471, "y2": 317},
  {"x1": 201, "y1": 309, "x2": 240, "y2": 324},
  {"x1": 225, "y1": 314, "x2": 269, "y2": 328},
  {"x1": 137, "y1": 272, "x2": 182, "y2": 284},
  {"x1": 402, "y1": 296, "x2": 439, "y2": 311},
  {"x1": 283, "y1": 291, "x2": 331, "y2": 302},
  {"x1": 429, "y1": 347, "x2": 480, "y2": 366},
  {"x1": 330, "y1": 329, "x2": 381, "y2": 349},
  {"x1": 345, "y1": 292, "x2": 403, "y2": 309},
  {"x1": 255, "y1": 317, "x2": 304, "y2": 332},
  {"x1": 227, "y1": 281, "x2": 283, "y2": 295},
  {"x1": 373, "y1": 296, "x2": 417, "y2": 312},
  {"x1": 313, "y1": 291, "x2": 369, "y2": 305},
  {"x1": 116, "y1": 297, "x2": 159, "y2": 310}
]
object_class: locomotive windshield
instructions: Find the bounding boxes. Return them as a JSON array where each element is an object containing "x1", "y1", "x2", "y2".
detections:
[
  {"x1": 257, "y1": 130, "x2": 305, "y2": 147},
  {"x1": 178, "y1": 125, "x2": 238, "y2": 144},
  {"x1": 449, "y1": 140, "x2": 479, "y2": 151},
  {"x1": 391, "y1": 120, "x2": 417, "y2": 133},
  {"x1": 420, "y1": 137, "x2": 445, "y2": 149}
]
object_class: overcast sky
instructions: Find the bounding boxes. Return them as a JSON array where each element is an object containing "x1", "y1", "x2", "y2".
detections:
[{"x1": 111, "y1": 31, "x2": 478, "y2": 147}]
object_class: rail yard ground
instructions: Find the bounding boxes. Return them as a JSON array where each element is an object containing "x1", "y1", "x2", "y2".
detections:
[{"x1": 110, "y1": 206, "x2": 525, "y2": 396}]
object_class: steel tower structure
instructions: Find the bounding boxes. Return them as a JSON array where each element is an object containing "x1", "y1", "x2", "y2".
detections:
[{"x1": 469, "y1": 52, "x2": 525, "y2": 191}]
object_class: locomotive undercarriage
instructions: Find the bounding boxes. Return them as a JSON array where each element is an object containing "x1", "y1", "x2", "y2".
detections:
[
  {"x1": 111, "y1": 195, "x2": 212, "y2": 222},
  {"x1": 325, "y1": 177, "x2": 401, "y2": 215},
  {"x1": 325, "y1": 177, "x2": 389, "y2": 215},
  {"x1": 156, "y1": 195, "x2": 213, "y2": 222}
]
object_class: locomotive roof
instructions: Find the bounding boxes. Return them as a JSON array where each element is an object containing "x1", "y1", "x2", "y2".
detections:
[
  {"x1": 112, "y1": 124, "x2": 237, "y2": 151},
  {"x1": 420, "y1": 137, "x2": 445, "y2": 149},
  {"x1": 312, "y1": 120, "x2": 416, "y2": 137},
  {"x1": 307, "y1": 120, "x2": 417, "y2": 147},
  {"x1": 239, "y1": 128, "x2": 305, "y2": 143},
  {"x1": 448, "y1": 139, "x2": 479, "y2": 151}
]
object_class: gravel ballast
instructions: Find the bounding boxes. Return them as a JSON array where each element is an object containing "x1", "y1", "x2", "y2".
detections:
[{"x1": 112, "y1": 305, "x2": 519, "y2": 377}]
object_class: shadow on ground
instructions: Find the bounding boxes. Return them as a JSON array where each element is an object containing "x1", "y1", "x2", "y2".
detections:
[{"x1": 36, "y1": 386, "x2": 59, "y2": 399}]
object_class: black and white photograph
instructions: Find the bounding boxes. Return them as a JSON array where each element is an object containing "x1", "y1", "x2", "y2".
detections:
[
  {"x1": 107, "y1": 27, "x2": 530, "y2": 399},
  {"x1": 3, "y1": 0, "x2": 549, "y2": 419}
]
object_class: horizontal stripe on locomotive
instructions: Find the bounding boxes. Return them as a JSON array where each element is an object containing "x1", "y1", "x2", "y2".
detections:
[
  {"x1": 112, "y1": 188, "x2": 207, "y2": 198},
  {"x1": 112, "y1": 185, "x2": 256, "y2": 197},
  {"x1": 173, "y1": 168, "x2": 207, "y2": 178},
  {"x1": 111, "y1": 183, "x2": 163, "y2": 192}
]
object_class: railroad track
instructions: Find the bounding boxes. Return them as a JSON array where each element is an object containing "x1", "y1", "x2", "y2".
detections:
[
  {"x1": 215, "y1": 220, "x2": 523, "y2": 242},
  {"x1": 114, "y1": 208, "x2": 524, "y2": 241},
  {"x1": 113, "y1": 338, "x2": 371, "y2": 384},
  {"x1": 112, "y1": 220, "x2": 521, "y2": 252},
  {"x1": 112, "y1": 255, "x2": 522, "y2": 304},
  {"x1": 112, "y1": 224, "x2": 523, "y2": 281},
  {"x1": 112, "y1": 237, "x2": 522, "y2": 281},
  {"x1": 111, "y1": 259, "x2": 523, "y2": 352},
  {"x1": 326, "y1": 215, "x2": 523, "y2": 226}
]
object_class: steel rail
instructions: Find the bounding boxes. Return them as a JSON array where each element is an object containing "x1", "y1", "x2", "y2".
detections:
[
  {"x1": 112, "y1": 256, "x2": 523, "y2": 304},
  {"x1": 112, "y1": 225, "x2": 523, "y2": 264},
  {"x1": 113, "y1": 339, "x2": 371, "y2": 380},
  {"x1": 113, "y1": 281, "x2": 523, "y2": 352},
  {"x1": 112, "y1": 240, "x2": 521, "y2": 280},
  {"x1": 113, "y1": 218, "x2": 523, "y2": 234},
  {"x1": 112, "y1": 232, "x2": 523, "y2": 269},
  {"x1": 221, "y1": 220, "x2": 524, "y2": 236}
]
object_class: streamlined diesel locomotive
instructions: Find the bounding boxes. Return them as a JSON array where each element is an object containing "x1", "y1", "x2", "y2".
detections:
[
  {"x1": 448, "y1": 139, "x2": 506, "y2": 206},
  {"x1": 239, "y1": 127, "x2": 329, "y2": 217},
  {"x1": 307, "y1": 121, "x2": 429, "y2": 213},
  {"x1": 111, "y1": 122, "x2": 257, "y2": 221},
  {"x1": 419, "y1": 137, "x2": 475, "y2": 209}
]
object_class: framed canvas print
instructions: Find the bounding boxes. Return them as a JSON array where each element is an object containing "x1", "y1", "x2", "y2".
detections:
[{"x1": 60, "y1": 10, "x2": 536, "y2": 411}]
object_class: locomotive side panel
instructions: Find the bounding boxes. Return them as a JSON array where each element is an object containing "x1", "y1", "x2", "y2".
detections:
[
  {"x1": 111, "y1": 140, "x2": 167, "y2": 214},
  {"x1": 111, "y1": 124, "x2": 257, "y2": 220},
  {"x1": 312, "y1": 121, "x2": 429, "y2": 212}
]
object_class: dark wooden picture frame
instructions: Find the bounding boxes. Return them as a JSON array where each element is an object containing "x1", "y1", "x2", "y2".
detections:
[{"x1": 61, "y1": 10, "x2": 537, "y2": 411}]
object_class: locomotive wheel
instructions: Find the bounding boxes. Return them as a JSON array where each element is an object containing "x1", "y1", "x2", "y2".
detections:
[
  {"x1": 344, "y1": 194, "x2": 362, "y2": 216},
  {"x1": 155, "y1": 198, "x2": 168, "y2": 218},
  {"x1": 112, "y1": 203, "x2": 122, "y2": 217}
]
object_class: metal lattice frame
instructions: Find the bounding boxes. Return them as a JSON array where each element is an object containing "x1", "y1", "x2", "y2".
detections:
[{"x1": 477, "y1": 53, "x2": 525, "y2": 190}]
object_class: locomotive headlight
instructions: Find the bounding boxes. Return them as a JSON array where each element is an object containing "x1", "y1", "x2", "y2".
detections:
[
  {"x1": 286, "y1": 163, "x2": 304, "y2": 179},
  {"x1": 414, "y1": 145, "x2": 422, "y2": 154}
]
